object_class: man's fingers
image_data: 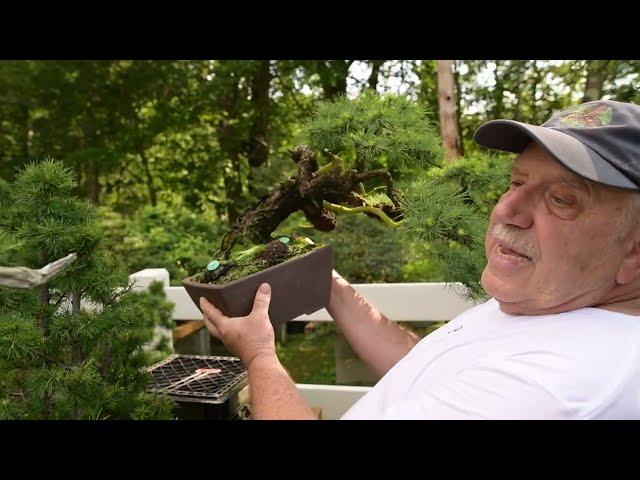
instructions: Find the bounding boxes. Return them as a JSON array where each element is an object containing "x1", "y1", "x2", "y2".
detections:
[
  {"x1": 200, "y1": 297, "x2": 229, "y2": 329},
  {"x1": 251, "y1": 283, "x2": 271, "y2": 315},
  {"x1": 203, "y1": 316, "x2": 222, "y2": 339}
]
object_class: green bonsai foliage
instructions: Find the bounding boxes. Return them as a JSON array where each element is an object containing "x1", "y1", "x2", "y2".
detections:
[
  {"x1": 397, "y1": 152, "x2": 514, "y2": 298},
  {"x1": 305, "y1": 90, "x2": 443, "y2": 177},
  {"x1": 397, "y1": 176, "x2": 488, "y2": 297},
  {"x1": 0, "y1": 160, "x2": 175, "y2": 419},
  {"x1": 427, "y1": 152, "x2": 514, "y2": 214}
]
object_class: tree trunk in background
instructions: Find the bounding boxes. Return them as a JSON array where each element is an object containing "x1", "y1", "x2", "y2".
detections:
[
  {"x1": 368, "y1": 60, "x2": 384, "y2": 90},
  {"x1": 140, "y1": 153, "x2": 157, "y2": 207},
  {"x1": 82, "y1": 99, "x2": 101, "y2": 204},
  {"x1": 217, "y1": 72, "x2": 245, "y2": 224},
  {"x1": 491, "y1": 62, "x2": 504, "y2": 120},
  {"x1": 222, "y1": 156, "x2": 244, "y2": 224},
  {"x1": 88, "y1": 158, "x2": 100, "y2": 204},
  {"x1": 511, "y1": 61, "x2": 527, "y2": 122},
  {"x1": 72, "y1": 289, "x2": 81, "y2": 315},
  {"x1": 437, "y1": 60, "x2": 463, "y2": 162},
  {"x1": 247, "y1": 61, "x2": 272, "y2": 168},
  {"x1": 583, "y1": 60, "x2": 610, "y2": 102},
  {"x1": 452, "y1": 61, "x2": 465, "y2": 156},
  {"x1": 316, "y1": 61, "x2": 353, "y2": 99},
  {"x1": 24, "y1": 106, "x2": 32, "y2": 162}
]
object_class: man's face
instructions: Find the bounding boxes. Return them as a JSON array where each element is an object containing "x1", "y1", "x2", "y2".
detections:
[{"x1": 481, "y1": 142, "x2": 637, "y2": 315}]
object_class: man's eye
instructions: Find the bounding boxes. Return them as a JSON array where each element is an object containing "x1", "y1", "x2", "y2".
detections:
[
  {"x1": 551, "y1": 196, "x2": 571, "y2": 206},
  {"x1": 510, "y1": 180, "x2": 523, "y2": 188}
]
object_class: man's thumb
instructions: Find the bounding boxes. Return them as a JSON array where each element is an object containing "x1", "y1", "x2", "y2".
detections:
[{"x1": 252, "y1": 283, "x2": 271, "y2": 313}]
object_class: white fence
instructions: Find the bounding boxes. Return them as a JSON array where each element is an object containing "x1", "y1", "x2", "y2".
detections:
[{"x1": 130, "y1": 268, "x2": 478, "y2": 419}]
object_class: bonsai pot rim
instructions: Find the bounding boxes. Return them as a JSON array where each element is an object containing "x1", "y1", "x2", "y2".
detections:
[
  {"x1": 181, "y1": 244, "x2": 333, "y2": 327},
  {"x1": 183, "y1": 243, "x2": 331, "y2": 289}
]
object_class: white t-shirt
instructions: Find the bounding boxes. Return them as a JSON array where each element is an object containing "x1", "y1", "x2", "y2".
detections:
[{"x1": 341, "y1": 298, "x2": 640, "y2": 419}]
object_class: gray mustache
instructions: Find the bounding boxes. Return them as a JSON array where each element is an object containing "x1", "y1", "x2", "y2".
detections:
[{"x1": 492, "y1": 224, "x2": 539, "y2": 261}]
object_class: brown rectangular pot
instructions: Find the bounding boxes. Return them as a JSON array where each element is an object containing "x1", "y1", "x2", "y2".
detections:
[{"x1": 183, "y1": 245, "x2": 332, "y2": 328}]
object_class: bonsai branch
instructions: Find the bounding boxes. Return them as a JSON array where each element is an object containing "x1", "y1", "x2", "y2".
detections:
[
  {"x1": 362, "y1": 185, "x2": 387, "y2": 197},
  {"x1": 354, "y1": 169, "x2": 401, "y2": 207},
  {"x1": 217, "y1": 144, "x2": 405, "y2": 257},
  {"x1": 314, "y1": 149, "x2": 345, "y2": 176},
  {"x1": 322, "y1": 200, "x2": 404, "y2": 228}
]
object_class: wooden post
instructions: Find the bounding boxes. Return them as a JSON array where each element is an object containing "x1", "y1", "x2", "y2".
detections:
[
  {"x1": 437, "y1": 60, "x2": 463, "y2": 162},
  {"x1": 276, "y1": 323, "x2": 287, "y2": 345},
  {"x1": 173, "y1": 321, "x2": 211, "y2": 355}
]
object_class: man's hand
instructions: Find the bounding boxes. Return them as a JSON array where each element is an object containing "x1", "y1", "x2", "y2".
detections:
[
  {"x1": 199, "y1": 283, "x2": 276, "y2": 368},
  {"x1": 200, "y1": 283, "x2": 317, "y2": 419}
]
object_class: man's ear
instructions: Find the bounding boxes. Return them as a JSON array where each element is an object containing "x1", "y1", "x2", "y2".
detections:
[{"x1": 616, "y1": 231, "x2": 640, "y2": 284}]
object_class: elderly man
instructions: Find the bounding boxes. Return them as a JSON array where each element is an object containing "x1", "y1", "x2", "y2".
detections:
[{"x1": 200, "y1": 100, "x2": 640, "y2": 419}]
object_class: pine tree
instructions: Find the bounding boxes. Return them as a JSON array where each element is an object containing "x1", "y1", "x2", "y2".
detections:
[{"x1": 0, "y1": 160, "x2": 175, "y2": 419}]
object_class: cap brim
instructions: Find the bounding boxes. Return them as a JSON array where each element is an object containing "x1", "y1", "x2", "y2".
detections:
[{"x1": 473, "y1": 119, "x2": 638, "y2": 190}]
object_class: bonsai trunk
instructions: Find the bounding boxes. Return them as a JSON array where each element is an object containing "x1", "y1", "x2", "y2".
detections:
[{"x1": 219, "y1": 145, "x2": 404, "y2": 256}]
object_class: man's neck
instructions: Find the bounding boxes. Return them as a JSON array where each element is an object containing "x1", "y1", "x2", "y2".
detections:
[
  {"x1": 495, "y1": 282, "x2": 640, "y2": 317},
  {"x1": 595, "y1": 284, "x2": 640, "y2": 316},
  {"x1": 596, "y1": 299, "x2": 640, "y2": 316}
]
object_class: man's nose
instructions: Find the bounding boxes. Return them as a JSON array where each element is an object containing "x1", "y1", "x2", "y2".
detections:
[{"x1": 493, "y1": 187, "x2": 534, "y2": 229}]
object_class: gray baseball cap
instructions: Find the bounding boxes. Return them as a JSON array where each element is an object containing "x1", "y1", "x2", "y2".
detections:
[{"x1": 473, "y1": 100, "x2": 640, "y2": 190}]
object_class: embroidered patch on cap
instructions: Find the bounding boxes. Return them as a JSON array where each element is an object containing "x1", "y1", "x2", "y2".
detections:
[{"x1": 557, "y1": 102, "x2": 613, "y2": 128}]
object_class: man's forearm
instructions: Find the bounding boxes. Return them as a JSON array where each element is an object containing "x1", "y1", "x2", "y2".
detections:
[
  {"x1": 326, "y1": 272, "x2": 420, "y2": 379},
  {"x1": 247, "y1": 354, "x2": 317, "y2": 420}
]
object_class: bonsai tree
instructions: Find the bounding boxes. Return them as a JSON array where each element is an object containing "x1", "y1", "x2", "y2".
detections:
[
  {"x1": 198, "y1": 92, "x2": 489, "y2": 298},
  {"x1": 218, "y1": 92, "x2": 441, "y2": 253},
  {"x1": 0, "y1": 160, "x2": 175, "y2": 419}
]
